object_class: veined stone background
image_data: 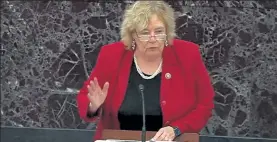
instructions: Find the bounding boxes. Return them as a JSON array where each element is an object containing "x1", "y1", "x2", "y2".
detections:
[{"x1": 1, "y1": 0, "x2": 277, "y2": 138}]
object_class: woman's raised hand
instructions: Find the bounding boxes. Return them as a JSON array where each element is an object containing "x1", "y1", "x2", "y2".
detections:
[{"x1": 87, "y1": 77, "x2": 109, "y2": 112}]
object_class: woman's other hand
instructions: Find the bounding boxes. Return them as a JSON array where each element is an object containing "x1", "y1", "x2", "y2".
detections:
[{"x1": 151, "y1": 126, "x2": 175, "y2": 141}]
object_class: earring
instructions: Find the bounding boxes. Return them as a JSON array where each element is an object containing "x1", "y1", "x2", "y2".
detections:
[
  {"x1": 131, "y1": 40, "x2": 136, "y2": 50},
  {"x1": 165, "y1": 40, "x2": 168, "y2": 47}
]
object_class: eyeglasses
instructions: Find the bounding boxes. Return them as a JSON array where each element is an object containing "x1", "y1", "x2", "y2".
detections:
[{"x1": 136, "y1": 33, "x2": 167, "y2": 41}]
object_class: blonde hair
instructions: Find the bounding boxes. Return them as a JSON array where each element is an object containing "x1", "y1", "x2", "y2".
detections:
[{"x1": 120, "y1": 1, "x2": 176, "y2": 49}]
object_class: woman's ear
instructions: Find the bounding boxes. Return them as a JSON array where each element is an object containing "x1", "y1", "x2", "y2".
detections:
[
  {"x1": 131, "y1": 32, "x2": 139, "y2": 44},
  {"x1": 131, "y1": 32, "x2": 137, "y2": 39}
]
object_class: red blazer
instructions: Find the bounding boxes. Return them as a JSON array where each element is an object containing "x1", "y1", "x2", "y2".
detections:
[{"x1": 77, "y1": 39, "x2": 215, "y2": 140}]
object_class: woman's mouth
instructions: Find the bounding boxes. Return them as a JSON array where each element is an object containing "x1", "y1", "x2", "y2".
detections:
[{"x1": 147, "y1": 47, "x2": 158, "y2": 49}]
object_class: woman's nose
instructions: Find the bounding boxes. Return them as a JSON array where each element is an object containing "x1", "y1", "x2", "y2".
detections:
[{"x1": 149, "y1": 32, "x2": 157, "y2": 41}]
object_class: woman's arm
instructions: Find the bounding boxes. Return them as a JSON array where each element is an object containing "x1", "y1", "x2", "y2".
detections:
[
  {"x1": 169, "y1": 46, "x2": 215, "y2": 133},
  {"x1": 76, "y1": 46, "x2": 110, "y2": 122}
]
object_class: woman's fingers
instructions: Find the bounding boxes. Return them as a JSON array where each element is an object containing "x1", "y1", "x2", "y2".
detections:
[
  {"x1": 93, "y1": 77, "x2": 101, "y2": 92},
  {"x1": 102, "y1": 82, "x2": 109, "y2": 96},
  {"x1": 152, "y1": 129, "x2": 164, "y2": 141},
  {"x1": 164, "y1": 134, "x2": 172, "y2": 141},
  {"x1": 93, "y1": 77, "x2": 109, "y2": 96},
  {"x1": 159, "y1": 132, "x2": 167, "y2": 141},
  {"x1": 87, "y1": 81, "x2": 95, "y2": 97},
  {"x1": 87, "y1": 78, "x2": 109, "y2": 101},
  {"x1": 90, "y1": 80, "x2": 96, "y2": 92}
]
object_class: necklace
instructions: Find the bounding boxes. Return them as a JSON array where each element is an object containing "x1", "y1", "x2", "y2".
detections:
[{"x1": 133, "y1": 56, "x2": 162, "y2": 80}]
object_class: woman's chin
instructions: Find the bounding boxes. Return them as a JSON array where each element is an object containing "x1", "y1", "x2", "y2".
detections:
[{"x1": 144, "y1": 48, "x2": 162, "y2": 58}]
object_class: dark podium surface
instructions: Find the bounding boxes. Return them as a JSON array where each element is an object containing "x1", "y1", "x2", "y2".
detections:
[{"x1": 1, "y1": 126, "x2": 276, "y2": 142}]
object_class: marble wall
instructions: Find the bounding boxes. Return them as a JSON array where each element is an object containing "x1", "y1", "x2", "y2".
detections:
[{"x1": 1, "y1": 0, "x2": 277, "y2": 138}]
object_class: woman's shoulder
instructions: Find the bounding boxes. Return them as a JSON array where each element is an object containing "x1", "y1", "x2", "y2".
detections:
[
  {"x1": 172, "y1": 39, "x2": 203, "y2": 63},
  {"x1": 98, "y1": 41, "x2": 127, "y2": 57},
  {"x1": 95, "y1": 41, "x2": 127, "y2": 65},
  {"x1": 100, "y1": 41, "x2": 126, "y2": 53},
  {"x1": 172, "y1": 39, "x2": 200, "y2": 54}
]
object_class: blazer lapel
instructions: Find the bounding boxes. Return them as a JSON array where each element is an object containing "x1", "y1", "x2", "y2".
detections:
[
  {"x1": 113, "y1": 49, "x2": 133, "y2": 114},
  {"x1": 160, "y1": 46, "x2": 179, "y2": 125}
]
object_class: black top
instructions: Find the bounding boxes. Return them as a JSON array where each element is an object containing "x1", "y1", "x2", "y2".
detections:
[{"x1": 118, "y1": 61, "x2": 163, "y2": 131}]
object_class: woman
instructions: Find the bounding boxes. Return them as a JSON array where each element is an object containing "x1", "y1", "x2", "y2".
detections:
[{"x1": 77, "y1": 1, "x2": 214, "y2": 141}]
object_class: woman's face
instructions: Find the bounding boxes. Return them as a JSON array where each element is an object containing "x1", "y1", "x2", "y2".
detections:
[{"x1": 133, "y1": 14, "x2": 167, "y2": 57}]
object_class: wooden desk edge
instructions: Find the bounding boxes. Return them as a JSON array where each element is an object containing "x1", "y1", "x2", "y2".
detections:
[{"x1": 102, "y1": 129, "x2": 199, "y2": 142}]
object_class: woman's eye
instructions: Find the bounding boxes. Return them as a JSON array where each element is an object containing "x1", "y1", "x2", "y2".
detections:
[{"x1": 141, "y1": 32, "x2": 149, "y2": 35}]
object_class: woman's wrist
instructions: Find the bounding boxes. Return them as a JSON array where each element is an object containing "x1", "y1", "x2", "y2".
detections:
[
  {"x1": 169, "y1": 126, "x2": 181, "y2": 137},
  {"x1": 88, "y1": 102, "x2": 99, "y2": 113}
]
